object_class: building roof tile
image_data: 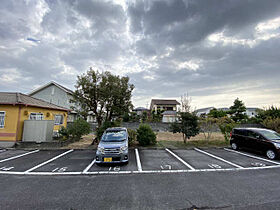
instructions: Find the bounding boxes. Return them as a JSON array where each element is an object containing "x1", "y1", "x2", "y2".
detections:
[{"x1": 0, "y1": 92, "x2": 70, "y2": 111}]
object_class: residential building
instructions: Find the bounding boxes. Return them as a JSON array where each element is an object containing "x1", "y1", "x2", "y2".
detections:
[
  {"x1": 0, "y1": 92, "x2": 69, "y2": 147},
  {"x1": 195, "y1": 107, "x2": 215, "y2": 117},
  {"x1": 29, "y1": 81, "x2": 77, "y2": 122},
  {"x1": 150, "y1": 99, "x2": 180, "y2": 113},
  {"x1": 133, "y1": 107, "x2": 150, "y2": 116},
  {"x1": 162, "y1": 110, "x2": 178, "y2": 123},
  {"x1": 245, "y1": 108, "x2": 258, "y2": 118},
  {"x1": 195, "y1": 107, "x2": 258, "y2": 118}
]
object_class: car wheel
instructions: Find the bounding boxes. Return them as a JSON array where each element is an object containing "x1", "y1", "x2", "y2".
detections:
[
  {"x1": 231, "y1": 142, "x2": 238, "y2": 150},
  {"x1": 266, "y1": 150, "x2": 276, "y2": 160}
]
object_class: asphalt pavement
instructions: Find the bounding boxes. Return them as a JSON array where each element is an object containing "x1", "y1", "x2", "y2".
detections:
[{"x1": 0, "y1": 148, "x2": 280, "y2": 209}]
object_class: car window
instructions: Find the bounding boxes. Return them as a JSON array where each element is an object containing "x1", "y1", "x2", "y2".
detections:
[
  {"x1": 234, "y1": 129, "x2": 247, "y2": 136},
  {"x1": 258, "y1": 130, "x2": 280, "y2": 140},
  {"x1": 247, "y1": 131, "x2": 258, "y2": 138},
  {"x1": 102, "y1": 130, "x2": 127, "y2": 142}
]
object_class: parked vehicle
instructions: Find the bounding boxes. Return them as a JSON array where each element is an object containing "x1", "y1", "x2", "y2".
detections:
[
  {"x1": 230, "y1": 128, "x2": 280, "y2": 160},
  {"x1": 96, "y1": 127, "x2": 129, "y2": 164}
]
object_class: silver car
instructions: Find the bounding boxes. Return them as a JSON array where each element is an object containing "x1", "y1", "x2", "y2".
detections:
[{"x1": 96, "y1": 127, "x2": 129, "y2": 164}]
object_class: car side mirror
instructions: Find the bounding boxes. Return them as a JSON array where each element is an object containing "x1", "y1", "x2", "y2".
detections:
[{"x1": 256, "y1": 135, "x2": 261, "y2": 139}]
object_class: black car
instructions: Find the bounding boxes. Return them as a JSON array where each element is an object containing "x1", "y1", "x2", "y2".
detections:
[{"x1": 230, "y1": 128, "x2": 280, "y2": 160}]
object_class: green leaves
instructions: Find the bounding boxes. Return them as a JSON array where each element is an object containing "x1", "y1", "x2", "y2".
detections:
[
  {"x1": 137, "y1": 124, "x2": 157, "y2": 146},
  {"x1": 72, "y1": 68, "x2": 134, "y2": 127},
  {"x1": 228, "y1": 98, "x2": 247, "y2": 122},
  {"x1": 170, "y1": 112, "x2": 199, "y2": 143}
]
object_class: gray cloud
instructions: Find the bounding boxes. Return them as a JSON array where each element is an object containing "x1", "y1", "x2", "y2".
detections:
[{"x1": 0, "y1": 0, "x2": 280, "y2": 108}]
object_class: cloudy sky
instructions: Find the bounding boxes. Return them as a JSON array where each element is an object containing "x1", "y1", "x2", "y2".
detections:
[{"x1": 1, "y1": 0, "x2": 280, "y2": 109}]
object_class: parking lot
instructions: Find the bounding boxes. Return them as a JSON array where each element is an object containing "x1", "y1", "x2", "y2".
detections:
[{"x1": 0, "y1": 147, "x2": 280, "y2": 175}]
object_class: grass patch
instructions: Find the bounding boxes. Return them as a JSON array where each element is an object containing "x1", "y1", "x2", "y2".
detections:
[{"x1": 156, "y1": 140, "x2": 229, "y2": 149}]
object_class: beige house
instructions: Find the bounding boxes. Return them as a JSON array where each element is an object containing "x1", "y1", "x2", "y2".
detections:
[{"x1": 150, "y1": 99, "x2": 180, "y2": 113}]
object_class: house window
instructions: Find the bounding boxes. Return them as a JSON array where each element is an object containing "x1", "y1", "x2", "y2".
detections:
[
  {"x1": 54, "y1": 115, "x2": 64, "y2": 125},
  {"x1": 0, "y1": 111, "x2": 5, "y2": 128},
  {"x1": 30, "y1": 113, "x2": 44, "y2": 120}
]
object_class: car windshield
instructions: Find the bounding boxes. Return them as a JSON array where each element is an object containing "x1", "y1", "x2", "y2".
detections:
[
  {"x1": 258, "y1": 130, "x2": 280, "y2": 140},
  {"x1": 101, "y1": 130, "x2": 126, "y2": 142}
]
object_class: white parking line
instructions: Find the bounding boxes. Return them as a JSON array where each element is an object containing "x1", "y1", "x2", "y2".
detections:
[
  {"x1": 135, "y1": 149, "x2": 142, "y2": 172},
  {"x1": 224, "y1": 148, "x2": 280, "y2": 165},
  {"x1": 24, "y1": 150, "x2": 74, "y2": 173},
  {"x1": 1, "y1": 164, "x2": 280, "y2": 176},
  {"x1": 83, "y1": 159, "x2": 96, "y2": 173},
  {"x1": 165, "y1": 148, "x2": 195, "y2": 171},
  {"x1": 194, "y1": 148, "x2": 244, "y2": 169},
  {"x1": 0, "y1": 150, "x2": 39, "y2": 163}
]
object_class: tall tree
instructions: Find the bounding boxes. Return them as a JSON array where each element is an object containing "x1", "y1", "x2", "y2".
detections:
[
  {"x1": 171, "y1": 112, "x2": 199, "y2": 143},
  {"x1": 71, "y1": 68, "x2": 134, "y2": 127},
  {"x1": 228, "y1": 98, "x2": 247, "y2": 122}
]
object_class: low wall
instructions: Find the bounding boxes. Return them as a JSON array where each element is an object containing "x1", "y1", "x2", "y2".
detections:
[
  {"x1": 68, "y1": 122, "x2": 265, "y2": 133},
  {"x1": 75, "y1": 122, "x2": 172, "y2": 132}
]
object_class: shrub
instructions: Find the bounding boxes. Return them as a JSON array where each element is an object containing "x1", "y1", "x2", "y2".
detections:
[
  {"x1": 96, "y1": 121, "x2": 121, "y2": 141},
  {"x1": 67, "y1": 118, "x2": 91, "y2": 140},
  {"x1": 262, "y1": 117, "x2": 280, "y2": 133},
  {"x1": 127, "y1": 128, "x2": 137, "y2": 146},
  {"x1": 199, "y1": 117, "x2": 218, "y2": 141},
  {"x1": 137, "y1": 124, "x2": 157, "y2": 146},
  {"x1": 58, "y1": 126, "x2": 69, "y2": 140},
  {"x1": 218, "y1": 117, "x2": 237, "y2": 142}
]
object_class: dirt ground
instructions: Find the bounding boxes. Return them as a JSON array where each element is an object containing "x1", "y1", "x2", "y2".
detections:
[
  {"x1": 156, "y1": 132, "x2": 224, "y2": 142},
  {"x1": 62, "y1": 134, "x2": 96, "y2": 149},
  {"x1": 63, "y1": 132, "x2": 224, "y2": 149}
]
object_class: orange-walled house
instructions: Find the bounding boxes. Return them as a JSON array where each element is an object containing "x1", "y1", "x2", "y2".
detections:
[{"x1": 0, "y1": 92, "x2": 69, "y2": 147}]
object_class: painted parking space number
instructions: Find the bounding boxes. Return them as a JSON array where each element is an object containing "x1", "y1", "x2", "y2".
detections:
[
  {"x1": 208, "y1": 164, "x2": 221, "y2": 169},
  {"x1": 251, "y1": 162, "x2": 266, "y2": 167},
  {"x1": 109, "y1": 166, "x2": 120, "y2": 171},
  {"x1": 160, "y1": 165, "x2": 172, "y2": 170},
  {"x1": 0, "y1": 166, "x2": 14, "y2": 171},
  {"x1": 52, "y1": 167, "x2": 68, "y2": 172}
]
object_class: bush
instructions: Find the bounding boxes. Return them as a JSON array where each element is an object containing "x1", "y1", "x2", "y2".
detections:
[
  {"x1": 58, "y1": 126, "x2": 69, "y2": 140},
  {"x1": 67, "y1": 118, "x2": 91, "y2": 140},
  {"x1": 127, "y1": 128, "x2": 137, "y2": 146},
  {"x1": 262, "y1": 117, "x2": 280, "y2": 133},
  {"x1": 137, "y1": 124, "x2": 157, "y2": 146},
  {"x1": 199, "y1": 117, "x2": 218, "y2": 141},
  {"x1": 96, "y1": 121, "x2": 121, "y2": 141},
  {"x1": 218, "y1": 117, "x2": 237, "y2": 142}
]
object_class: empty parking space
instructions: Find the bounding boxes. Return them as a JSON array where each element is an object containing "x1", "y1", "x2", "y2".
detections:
[
  {"x1": 139, "y1": 149, "x2": 186, "y2": 170},
  {"x1": 34, "y1": 150, "x2": 94, "y2": 172},
  {"x1": 88, "y1": 149, "x2": 137, "y2": 172},
  {"x1": 203, "y1": 148, "x2": 277, "y2": 168},
  {"x1": 0, "y1": 150, "x2": 37, "y2": 161},
  {"x1": 0, "y1": 148, "x2": 279, "y2": 175},
  {"x1": 0, "y1": 150, "x2": 66, "y2": 172},
  {"x1": 173, "y1": 149, "x2": 234, "y2": 169}
]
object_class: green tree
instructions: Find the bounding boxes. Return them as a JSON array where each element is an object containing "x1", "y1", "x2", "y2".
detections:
[
  {"x1": 218, "y1": 117, "x2": 237, "y2": 142},
  {"x1": 141, "y1": 111, "x2": 148, "y2": 123},
  {"x1": 257, "y1": 106, "x2": 280, "y2": 121},
  {"x1": 151, "y1": 109, "x2": 164, "y2": 122},
  {"x1": 171, "y1": 112, "x2": 199, "y2": 143},
  {"x1": 208, "y1": 108, "x2": 227, "y2": 118},
  {"x1": 71, "y1": 68, "x2": 134, "y2": 127},
  {"x1": 262, "y1": 117, "x2": 280, "y2": 133},
  {"x1": 228, "y1": 98, "x2": 247, "y2": 122}
]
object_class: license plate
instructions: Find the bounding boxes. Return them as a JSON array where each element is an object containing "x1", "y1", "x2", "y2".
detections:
[{"x1": 104, "y1": 157, "x2": 112, "y2": 162}]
